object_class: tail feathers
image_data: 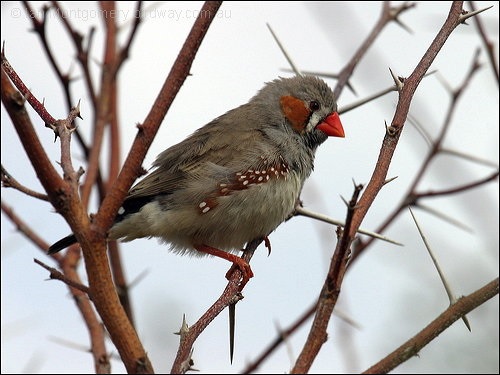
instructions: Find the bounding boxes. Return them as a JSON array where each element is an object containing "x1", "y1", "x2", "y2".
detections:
[{"x1": 48, "y1": 234, "x2": 78, "y2": 254}]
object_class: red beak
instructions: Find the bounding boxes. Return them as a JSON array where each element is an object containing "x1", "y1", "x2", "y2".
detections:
[{"x1": 316, "y1": 112, "x2": 345, "y2": 138}]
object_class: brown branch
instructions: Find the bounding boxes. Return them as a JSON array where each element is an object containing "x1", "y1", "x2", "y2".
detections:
[
  {"x1": 23, "y1": 1, "x2": 95, "y2": 172},
  {"x1": 4, "y1": 1, "x2": 223, "y2": 371},
  {"x1": 171, "y1": 239, "x2": 258, "y2": 373},
  {"x1": 363, "y1": 277, "x2": 499, "y2": 374},
  {"x1": 280, "y1": 2, "x2": 491, "y2": 372},
  {"x1": 1, "y1": 17, "x2": 120, "y2": 374},
  {"x1": 246, "y1": 3, "x2": 416, "y2": 368},
  {"x1": 43, "y1": 1, "x2": 102, "y2": 178},
  {"x1": 50, "y1": 1, "x2": 97, "y2": 108},
  {"x1": 1, "y1": 165, "x2": 49, "y2": 201},
  {"x1": 413, "y1": 171, "x2": 499, "y2": 200},
  {"x1": 59, "y1": 247, "x2": 112, "y2": 374},
  {"x1": 106, "y1": 21, "x2": 132, "y2": 324},
  {"x1": 0, "y1": 65, "x2": 69, "y2": 212},
  {"x1": 468, "y1": 1, "x2": 499, "y2": 83},
  {"x1": 21, "y1": 2, "x2": 73, "y2": 107},
  {"x1": 1, "y1": 50, "x2": 57, "y2": 126},
  {"x1": 116, "y1": 1, "x2": 143, "y2": 72},
  {"x1": 108, "y1": 240, "x2": 135, "y2": 325},
  {"x1": 79, "y1": 1, "x2": 118, "y2": 208},
  {"x1": 242, "y1": 302, "x2": 316, "y2": 373},
  {"x1": 72, "y1": 2, "x2": 224, "y2": 373},
  {"x1": 34, "y1": 258, "x2": 89, "y2": 294},
  {"x1": 386, "y1": 2, "x2": 466, "y2": 135},
  {"x1": 350, "y1": 2, "x2": 468, "y2": 249},
  {"x1": 32, "y1": 1, "x2": 128, "y2": 325},
  {"x1": 291, "y1": 184, "x2": 362, "y2": 373},
  {"x1": 1, "y1": 200, "x2": 53, "y2": 253},
  {"x1": 241, "y1": 3, "x2": 496, "y2": 371},
  {"x1": 333, "y1": 1, "x2": 416, "y2": 99},
  {"x1": 1, "y1": 199, "x2": 110, "y2": 373},
  {"x1": 351, "y1": 40, "x2": 488, "y2": 262}
]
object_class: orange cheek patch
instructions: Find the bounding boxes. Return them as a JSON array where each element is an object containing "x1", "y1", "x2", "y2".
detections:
[{"x1": 280, "y1": 96, "x2": 310, "y2": 134}]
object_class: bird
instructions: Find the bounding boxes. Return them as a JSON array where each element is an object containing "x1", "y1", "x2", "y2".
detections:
[{"x1": 48, "y1": 75, "x2": 345, "y2": 285}]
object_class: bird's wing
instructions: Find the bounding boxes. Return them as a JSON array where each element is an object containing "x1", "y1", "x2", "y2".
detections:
[{"x1": 126, "y1": 112, "x2": 273, "y2": 200}]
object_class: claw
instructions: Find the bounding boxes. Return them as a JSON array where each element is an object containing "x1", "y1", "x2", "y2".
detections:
[
  {"x1": 225, "y1": 259, "x2": 253, "y2": 287},
  {"x1": 264, "y1": 236, "x2": 272, "y2": 256},
  {"x1": 195, "y1": 244, "x2": 254, "y2": 286}
]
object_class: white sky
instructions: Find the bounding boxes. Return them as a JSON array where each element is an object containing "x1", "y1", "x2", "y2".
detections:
[{"x1": 1, "y1": 1, "x2": 499, "y2": 374}]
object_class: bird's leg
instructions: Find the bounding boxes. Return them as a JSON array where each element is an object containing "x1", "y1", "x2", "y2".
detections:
[{"x1": 194, "y1": 245, "x2": 254, "y2": 285}]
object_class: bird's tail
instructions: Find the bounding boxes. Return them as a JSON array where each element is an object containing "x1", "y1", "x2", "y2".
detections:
[{"x1": 48, "y1": 234, "x2": 78, "y2": 254}]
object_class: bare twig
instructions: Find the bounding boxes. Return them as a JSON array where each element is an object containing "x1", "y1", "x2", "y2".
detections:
[
  {"x1": 292, "y1": 183, "x2": 363, "y2": 373},
  {"x1": 468, "y1": 1, "x2": 499, "y2": 82},
  {"x1": 333, "y1": 2, "x2": 416, "y2": 99},
  {"x1": 34, "y1": 258, "x2": 89, "y2": 294},
  {"x1": 409, "y1": 207, "x2": 471, "y2": 330},
  {"x1": 171, "y1": 238, "x2": 259, "y2": 372},
  {"x1": 1, "y1": 165, "x2": 49, "y2": 201},
  {"x1": 351, "y1": 25, "x2": 491, "y2": 264},
  {"x1": 363, "y1": 278, "x2": 498, "y2": 374},
  {"x1": 295, "y1": 205, "x2": 403, "y2": 246},
  {"x1": 267, "y1": 23, "x2": 301, "y2": 75},
  {"x1": 1, "y1": 48, "x2": 56, "y2": 126}
]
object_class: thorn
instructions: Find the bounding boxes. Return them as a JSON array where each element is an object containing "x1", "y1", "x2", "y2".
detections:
[
  {"x1": 345, "y1": 80, "x2": 358, "y2": 96},
  {"x1": 267, "y1": 23, "x2": 301, "y2": 76},
  {"x1": 280, "y1": 69, "x2": 358, "y2": 95},
  {"x1": 340, "y1": 195, "x2": 349, "y2": 207},
  {"x1": 388, "y1": 67, "x2": 404, "y2": 91},
  {"x1": 229, "y1": 303, "x2": 235, "y2": 364},
  {"x1": 435, "y1": 70, "x2": 454, "y2": 93},
  {"x1": 425, "y1": 69, "x2": 438, "y2": 77},
  {"x1": 394, "y1": 17, "x2": 413, "y2": 34},
  {"x1": 174, "y1": 314, "x2": 189, "y2": 336},
  {"x1": 338, "y1": 85, "x2": 395, "y2": 114},
  {"x1": 77, "y1": 167, "x2": 85, "y2": 179},
  {"x1": 448, "y1": 295, "x2": 472, "y2": 331},
  {"x1": 75, "y1": 99, "x2": 83, "y2": 119},
  {"x1": 461, "y1": 312, "x2": 472, "y2": 332},
  {"x1": 416, "y1": 203, "x2": 473, "y2": 233},
  {"x1": 180, "y1": 348, "x2": 198, "y2": 373},
  {"x1": 135, "y1": 357, "x2": 149, "y2": 373},
  {"x1": 459, "y1": 6, "x2": 493, "y2": 24},
  {"x1": 46, "y1": 122, "x2": 57, "y2": 131},
  {"x1": 296, "y1": 206, "x2": 404, "y2": 246},
  {"x1": 389, "y1": 2, "x2": 414, "y2": 34},
  {"x1": 383, "y1": 176, "x2": 399, "y2": 185},
  {"x1": 228, "y1": 292, "x2": 244, "y2": 364},
  {"x1": 51, "y1": 130, "x2": 58, "y2": 142},
  {"x1": 409, "y1": 207, "x2": 470, "y2": 331},
  {"x1": 46, "y1": 120, "x2": 58, "y2": 141}
]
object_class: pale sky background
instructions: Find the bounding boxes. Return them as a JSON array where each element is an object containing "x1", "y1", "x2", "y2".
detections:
[{"x1": 1, "y1": 1, "x2": 499, "y2": 374}]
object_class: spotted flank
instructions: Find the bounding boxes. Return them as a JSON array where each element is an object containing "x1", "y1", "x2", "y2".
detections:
[{"x1": 198, "y1": 156, "x2": 290, "y2": 214}]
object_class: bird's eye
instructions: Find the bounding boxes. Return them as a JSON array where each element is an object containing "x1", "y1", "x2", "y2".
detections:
[{"x1": 309, "y1": 100, "x2": 320, "y2": 111}]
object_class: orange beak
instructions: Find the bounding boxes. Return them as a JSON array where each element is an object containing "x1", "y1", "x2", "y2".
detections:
[{"x1": 316, "y1": 112, "x2": 345, "y2": 138}]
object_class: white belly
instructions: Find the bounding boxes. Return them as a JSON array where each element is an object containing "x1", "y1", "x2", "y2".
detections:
[{"x1": 109, "y1": 172, "x2": 303, "y2": 255}]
